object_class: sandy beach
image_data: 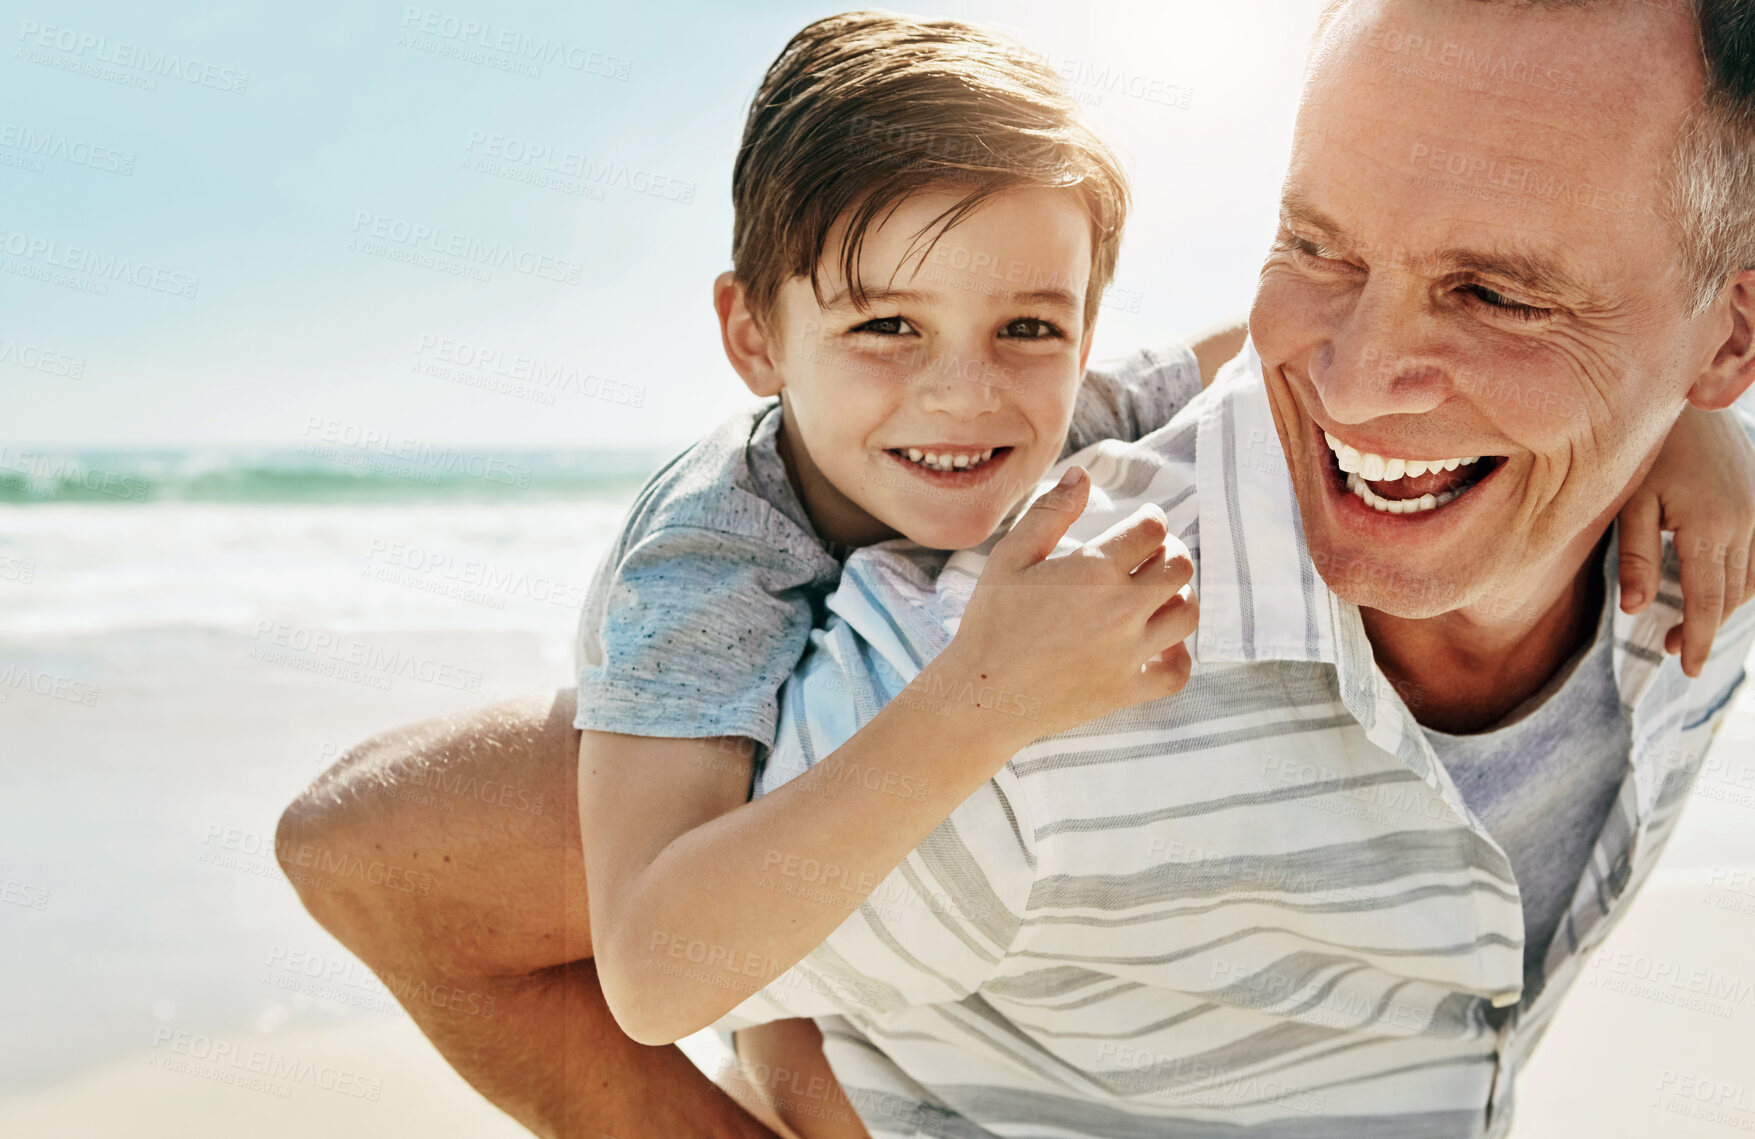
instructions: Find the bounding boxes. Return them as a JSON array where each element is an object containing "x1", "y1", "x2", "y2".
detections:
[{"x1": 3, "y1": 498, "x2": 1751, "y2": 1136}]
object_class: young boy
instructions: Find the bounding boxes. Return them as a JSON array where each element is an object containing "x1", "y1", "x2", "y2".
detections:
[{"x1": 574, "y1": 12, "x2": 1755, "y2": 1139}]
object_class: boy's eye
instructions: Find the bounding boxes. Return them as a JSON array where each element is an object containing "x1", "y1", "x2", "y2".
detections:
[
  {"x1": 1002, "y1": 317, "x2": 1064, "y2": 340},
  {"x1": 850, "y1": 316, "x2": 915, "y2": 336},
  {"x1": 1463, "y1": 284, "x2": 1551, "y2": 322}
]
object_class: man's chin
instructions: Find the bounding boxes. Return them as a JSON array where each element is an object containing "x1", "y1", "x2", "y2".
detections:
[{"x1": 1306, "y1": 534, "x2": 1470, "y2": 619}]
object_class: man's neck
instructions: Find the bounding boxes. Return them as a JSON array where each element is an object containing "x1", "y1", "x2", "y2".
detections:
[{"x1": 1361, "y1": 529, "x2": 1613, "y2": 735}]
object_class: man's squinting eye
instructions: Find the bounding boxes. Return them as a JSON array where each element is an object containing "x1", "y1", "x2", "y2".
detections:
[
  {"x1": 1002, "y1": 317, "x2": 1065, "y2": 340},
  {"x1": 1463, "y1": 284, "x2": 1551, "y2": 322},
  {"x1": 850, "y1": 315, "x2": 916, "y2": 336},
  {"x1": 1280, "y1": 233, "x2": 1358, "y2": 271}
]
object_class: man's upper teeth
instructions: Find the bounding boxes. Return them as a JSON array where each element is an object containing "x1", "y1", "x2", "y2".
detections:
[
  {"x1": 1324, "y1": 433, "x2": 1478, "y2": 478},
  {"x1": 905, "y1": 448, "x2": 994, "y2": 471}
]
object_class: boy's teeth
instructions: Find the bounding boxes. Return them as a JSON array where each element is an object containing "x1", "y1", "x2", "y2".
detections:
[{"x1": 898, "y1": 448, "x2": 998, "y2": 473}]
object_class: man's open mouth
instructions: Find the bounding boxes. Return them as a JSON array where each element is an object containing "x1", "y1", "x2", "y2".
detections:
[{"x1": 1323, "y1": 430, "x2": 1504, "y2": 516}]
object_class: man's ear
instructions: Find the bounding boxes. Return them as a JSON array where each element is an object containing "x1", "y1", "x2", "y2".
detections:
[
  {"x1": 1688, "y1": 270, "x2": 1755, "y2": 411},
  {"x1": 714, "y1": 271, "x2": 786, "y2": 399}
]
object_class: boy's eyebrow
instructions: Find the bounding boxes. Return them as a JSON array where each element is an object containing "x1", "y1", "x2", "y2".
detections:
[
  {"x1": 821, "y1": 284, "x2": 1082, "y2": 312},
  {"x1": 1009, "y1": 287, "x2": 1081, "y2": 312},
  {"x1": 821, "y1": 285, "x2": 931, "y2": 310}
]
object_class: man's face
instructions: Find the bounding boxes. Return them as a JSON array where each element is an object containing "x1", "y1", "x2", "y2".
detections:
[
  {"x1": 769, "y1": 186, "x2": 1094, "y2": 551},
  {"x1": 1251, "y1": 0, "x2": 1715, "y2": 616}
]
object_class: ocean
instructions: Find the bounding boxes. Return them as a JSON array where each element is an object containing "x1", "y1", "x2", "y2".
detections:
[{"x1": 0, "y1": 446, "x2": 669, "y2": 642}]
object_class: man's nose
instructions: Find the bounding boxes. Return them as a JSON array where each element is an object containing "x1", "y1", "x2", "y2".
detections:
[{"x1": 1311, "y1": 277, "x2": 1450, "y2": 425}]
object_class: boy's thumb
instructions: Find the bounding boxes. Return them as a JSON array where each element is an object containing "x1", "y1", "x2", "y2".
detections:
[{"x1": 993, "y1": 467, "x2": 1089, "y2": 568}]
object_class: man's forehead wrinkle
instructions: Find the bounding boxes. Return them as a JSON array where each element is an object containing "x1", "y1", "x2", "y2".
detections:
[
  {"x1": 1311, "y1": 2, "x2": 1695, "y2": 178},
  {"x1": 1311, "y1": 56, "x2": 1621, "y2": 175}
]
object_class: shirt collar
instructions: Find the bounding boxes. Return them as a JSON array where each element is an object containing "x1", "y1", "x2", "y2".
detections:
[{"x1": 1193, "y1": 340, "x2": 1341, "y2": 669}]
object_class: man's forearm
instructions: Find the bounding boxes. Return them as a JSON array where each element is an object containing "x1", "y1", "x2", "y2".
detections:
[{"x1": 595, "y1": 650, "x2": 1038, "y2": 1045}]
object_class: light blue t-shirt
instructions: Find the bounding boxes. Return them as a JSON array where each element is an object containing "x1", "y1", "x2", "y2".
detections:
[
  {"x1": 1424, "y1": 550, "x2": 1628, "y2": 1000},
  {"x1": 574, "y1": 343, "x2": 1204, "y2": 749}
]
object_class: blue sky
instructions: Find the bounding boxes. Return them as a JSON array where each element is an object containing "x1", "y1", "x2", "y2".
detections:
[{"x1": 1, "y1": 0, "x2": 1321, "y2": 448}]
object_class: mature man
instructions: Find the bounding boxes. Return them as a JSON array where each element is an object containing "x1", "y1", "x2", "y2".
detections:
[{"x1": 278, "y1": 0, "x2": 1755, "y2": 1136}]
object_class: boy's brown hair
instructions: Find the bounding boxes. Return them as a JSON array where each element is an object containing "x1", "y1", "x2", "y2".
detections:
[{"x1": 731, "y1": 10, "x2": 1130, "y2": 334}]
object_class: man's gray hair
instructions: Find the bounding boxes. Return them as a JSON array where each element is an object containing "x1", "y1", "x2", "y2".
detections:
[{"x1": 1317, "y1": 0, "x2": 1755, "y2": 313}]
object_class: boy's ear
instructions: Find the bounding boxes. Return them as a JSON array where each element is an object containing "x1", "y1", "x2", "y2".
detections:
[
  {"x1": 1688, "y1": 270, "x2": 1755, "y2": 411},
  {"x1": 1077, "y1": 315, "x2": 1098, "y2": 376},
  {"x1": 715, "y1": 271, "x2": 786, "y2": 399}
]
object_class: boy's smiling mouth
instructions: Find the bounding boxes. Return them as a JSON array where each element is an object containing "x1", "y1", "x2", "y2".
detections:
[{"x1": 885, "y1": 445, "x2": 1014, "y2": 482}]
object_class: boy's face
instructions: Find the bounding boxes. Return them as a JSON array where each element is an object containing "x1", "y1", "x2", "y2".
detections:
[{"x1": 763, "y1": 187, "x2": 1096, "y2": 551}]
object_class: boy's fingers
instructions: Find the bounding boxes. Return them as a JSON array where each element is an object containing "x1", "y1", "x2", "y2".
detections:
[
  {"x1": 1729, "y1": 540, "x2": 1754, "y2": 608},
  {"x1": 1616, "y1": 491, "x2": 1662, "y2": 613},
  {"x1": 1138, "y1": 644, "x2": 1193, "y2": 701},
  {"x1": 992, "y1": 467, "x2": 1090, "y2": 569},
  {"x1": 1133, "y1": 546, "x2": 1194, "y2": 600},
  {"x1": 1674, "y1": 530, "x2": 1727, "y2": 677},
  {"x1": 1088, "y1": 504, "x2": 1171, "y2": 574},
  {"x1": 1146, "y1": 590, "x2": 1199, "y2": 649}
]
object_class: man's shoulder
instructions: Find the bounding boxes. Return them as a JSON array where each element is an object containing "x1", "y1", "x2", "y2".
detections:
[{"x1": 1057, "y1": 376, "x2": 1217, "y2": 548}]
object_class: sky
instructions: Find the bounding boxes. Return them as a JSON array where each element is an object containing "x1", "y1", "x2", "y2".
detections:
[{"x1": 1, "y1": 0, "x2": 1324, "y2": 450}]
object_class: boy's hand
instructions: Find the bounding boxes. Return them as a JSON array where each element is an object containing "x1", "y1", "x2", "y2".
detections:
[
  {"x1": 1618, "y1": 405, "x2": 1755, "y2": 678},
  {"x1": 932, "y1": 467, "x2": 1198, "y2": 741}
]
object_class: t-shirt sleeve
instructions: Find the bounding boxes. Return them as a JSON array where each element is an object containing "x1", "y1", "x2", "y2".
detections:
[
  {"x1": 1061, "y1": 341, "x2": 1203, "y2": 456},
  {"x1": 575, "y1": 524, "x2": 820, "y2": 748}
]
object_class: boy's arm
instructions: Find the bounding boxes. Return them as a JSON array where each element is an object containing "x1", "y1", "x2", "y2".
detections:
[
  {"x1": 1617, "y1": 401, "x2": 1755, "y2": 676},
  {"x1": 1065, "y1": 318, "x2": 1248, "y2": 457},
  {"x1": 1188, "y1": 318, "x2": 1249, "y2": 389},
  {"x1": 584, "y1": 471, "x2": 1199, "y2": 1046}
]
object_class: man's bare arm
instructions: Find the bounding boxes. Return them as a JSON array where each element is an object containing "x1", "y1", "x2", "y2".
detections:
[{"x1": 275, "y1": 690, "x2": 782, "y2": 1139}]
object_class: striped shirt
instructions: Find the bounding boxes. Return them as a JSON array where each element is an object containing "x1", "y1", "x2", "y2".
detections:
[{"x1": 713, "y1": 342, "x2": 1755, "y2": 1139}]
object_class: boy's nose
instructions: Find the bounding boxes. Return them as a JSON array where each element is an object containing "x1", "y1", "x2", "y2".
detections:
[{"x1": 912, "y1": 346, "x2": 1006, "y2": 417}]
